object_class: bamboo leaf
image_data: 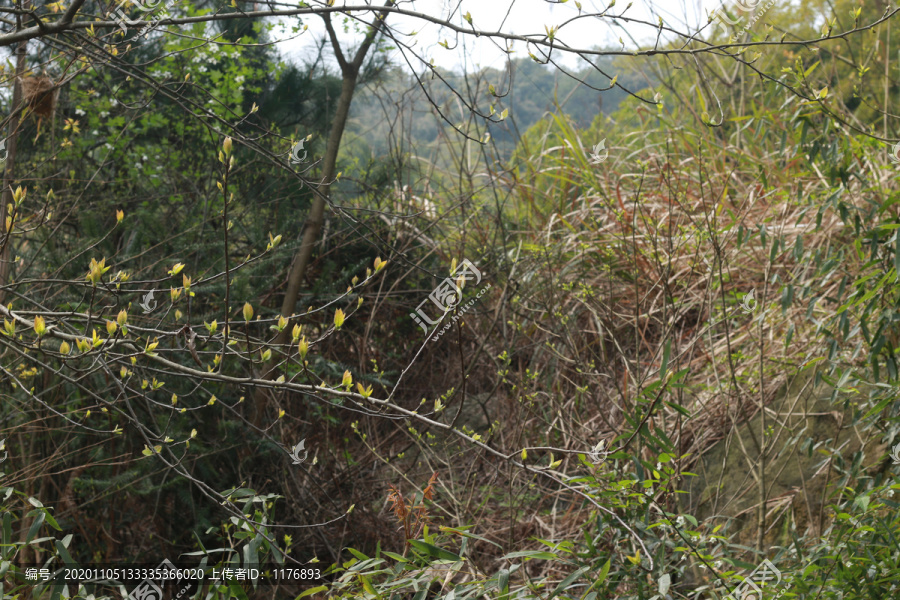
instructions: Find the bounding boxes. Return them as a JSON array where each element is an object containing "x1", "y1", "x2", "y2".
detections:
[
  {"x1": 497, "y1": 568, "x2": 509, "y2": 593},
  {"x1": 408, "y1": 540, "x2": 462, "y2": 562},
  {"x1": 297, "y1": 586, "x2": 328, "y2": 598},
  {"x1": 26, "y1": 511, "x2": 45, "y2": 543}
]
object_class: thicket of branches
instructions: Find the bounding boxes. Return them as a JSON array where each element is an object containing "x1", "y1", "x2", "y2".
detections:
[{"x1": 3, "y1": 0, "x2": 900, "y2": 599}]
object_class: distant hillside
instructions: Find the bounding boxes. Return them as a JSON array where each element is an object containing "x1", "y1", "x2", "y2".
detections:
[{"x1": 348, "y1": 53, "x2": 653, "y2": 158}]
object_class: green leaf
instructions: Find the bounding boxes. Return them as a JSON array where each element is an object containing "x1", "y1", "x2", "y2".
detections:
[
  {"x1": 55, "y1": 539, "x2": 77, "y2": 566},
  {"x1": 296, "y1": 586, "x2": 328, "y2": 598},
  {"x1": 862, "y1": 397, "x2": 892, "y2": 420},
  {"x1": 26, "y1": 511, "x2": 45, "y2": 543},
  {"x1": 2, "y1": 512, "x2": 11, "y2": 551},
  {"x1": 502, "y1": 550, "x2": 559, "y2": 561},
  {"x1": 497, "y1": 568, "x2": 509, "y2": 593},
  {"x1": 802, "y1": 60, "x2": 820, "y2": 78},
  {"x1": 802, "y1": 563, "x2": 822, "y2": 578},
  {"x1": 439, "y1": 526, "x2": 502, "y2": 548},
  {"x1": 641, "y1": 380, "x2": 663, "y2": 397},
  {"x1": 27, "y1": 537, "x2": 55, "y2": 545},
  {"x1": 49, "y1": 578, "x2": 64, "y2": 600},
  {"x1": 228, "y1": 580, "x2": 249, "y2": 600},
  {"x1": 270, "y1": 542, "x2": 285, "y2": 566},
  {"x1": 549, "y1": 565, "x2": 588, "y2": 597},
  {"x1": 244, "y1": 533, "x2": 261, "y2": 571},
  {"x1": 894, "y1": 229, "x2": 900, "y2": 273},
  {"x1": 347, "y1": 547, "x2": 370, "y2": 561},
  {"x1": 659, "y1": 573, "x2": 671, "y2": 595},
  {"x1": 40, "y1": 510, "x2": 61, "y2": 532},
  {"x1": 408, "y1": 540, "x2": 462, "y2": 562},
  {"x1": 382, "y1": 551, "x2": 408, "y2": 563},
  {"x1": 665, "y1": 401, "x2": 691, "y2": 418},
  {"x1": 595, "y1": 559, "x2": 611, "y2": 586},
  {"x1": 359, "y1": 574, "x2": 377, "y2": 596},
  {"x1": 221, "y1": 487, "x2": 256, "y2": 498},
  {"x1": 660, "y1": 338, "x2": 671, "y2": 380},
  {"x1": 182, "y1": 548, "x2": 234, "y2": 556}
]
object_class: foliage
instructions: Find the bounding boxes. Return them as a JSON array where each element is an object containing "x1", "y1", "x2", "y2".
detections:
[{"x1": 5, "y1": 1, "x2": 900, "y2": 599}]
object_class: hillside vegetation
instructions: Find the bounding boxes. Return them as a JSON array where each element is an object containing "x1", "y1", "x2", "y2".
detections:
[{"x1": 3, "y1": 1, "x2": 900, "y2": 599}]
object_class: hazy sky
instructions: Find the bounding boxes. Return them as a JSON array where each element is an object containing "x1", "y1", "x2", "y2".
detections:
[{"x1": 274, "y1": 0, "x2": 729, "y2": 72}]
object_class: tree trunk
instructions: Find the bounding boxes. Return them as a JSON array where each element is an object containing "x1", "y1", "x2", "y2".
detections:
[
  {"x1": 249, "y1": 2, "x2": 392, "y2": 428},
  {"x1": 277, "y1": 71, "x2": 358, "y2": 328}
]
